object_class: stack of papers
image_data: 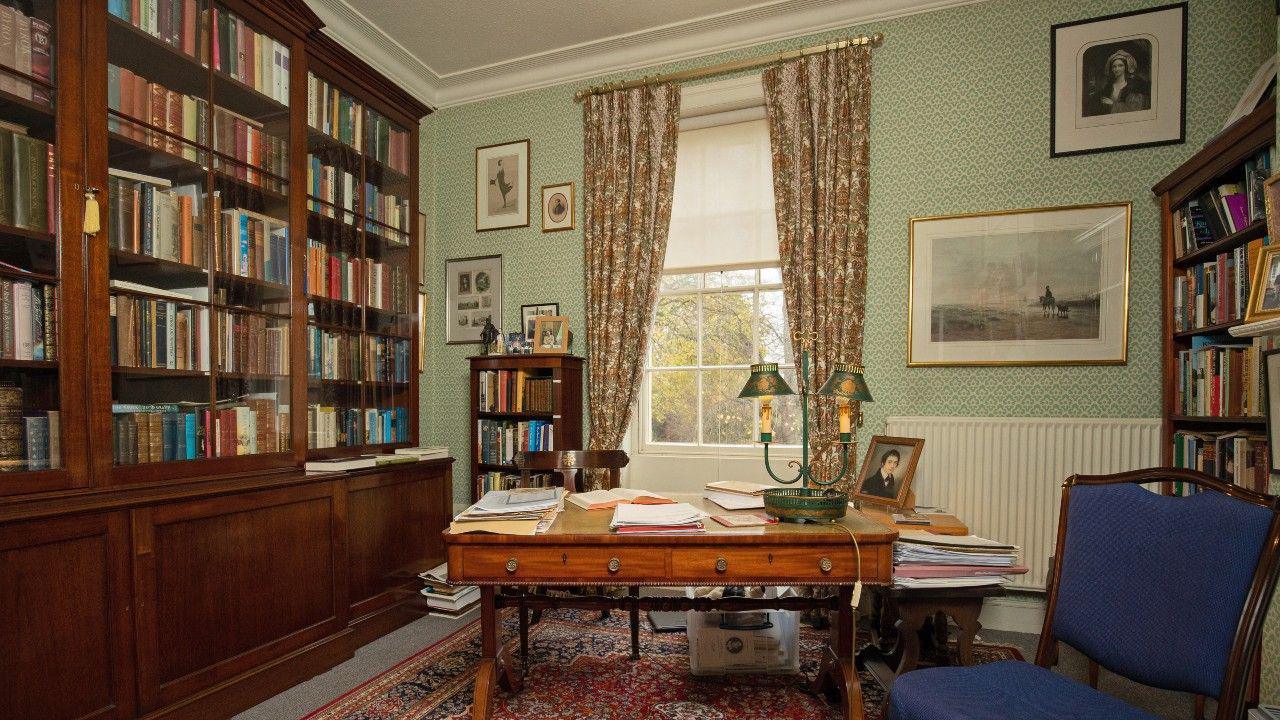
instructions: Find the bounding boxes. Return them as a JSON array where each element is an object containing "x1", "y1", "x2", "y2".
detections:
[
  {"x1": 418, "y1": 562, "x2": 479, "y2": 617},
  {"x1": 450, "y1": 487, "x2": 565, "y2": 535},
  {"x1": 703, "y1": 480, "x2": 772, "y2": 510},
  {"x1": 567, "y1": 487, "x2": 673, "y2": 510},
  {"x1": 893, "y1": 531, "x2": 1026, "y2": 589},
  {"x1": 610, "y1": 502, "x2": 707, "y2": 534},
  {"x1": 395, "y1": 446, "x2": 450, "y2": 459}
]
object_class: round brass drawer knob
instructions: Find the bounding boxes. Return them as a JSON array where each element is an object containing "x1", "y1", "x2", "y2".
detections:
[
  {"x1": 819, "y1": 557, "x2": 833, "y2": 573},
  {"x1": 505, "y1": 558, "x2": 519, "y2": 573},
  {"x1": 607, "y1": 557, "x2": 621, "y2": 573},
  {"x1": 715, "y1": 557, "x2": 728, "y2": 573}
]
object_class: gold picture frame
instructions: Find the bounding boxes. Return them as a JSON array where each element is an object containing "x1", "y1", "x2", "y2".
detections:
[
  {"x1": 541, "y1": 182, "x2": 575, "y2": 232},
  {"x1": 907, "y1": 202, "x2": 1131, "y2": 366},
  {"x1": 531, "y1": 315, "x2": 570, "y2": 354},
  {"x1": 1243, "y1": 174, "x2": 1280, "y2": 323},
  {"x1": 851, "y1": 435, "x2": 924, "y2": 510}
]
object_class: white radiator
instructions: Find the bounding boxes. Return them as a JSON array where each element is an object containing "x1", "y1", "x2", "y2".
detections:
[{"x1": 882, "y1": 416, "x2": 1162, "y2": 591}]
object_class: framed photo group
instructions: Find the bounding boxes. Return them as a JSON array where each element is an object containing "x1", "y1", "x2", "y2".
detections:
[{"x1": 445, "y1": 255, "x2": 503, "y2": 344}]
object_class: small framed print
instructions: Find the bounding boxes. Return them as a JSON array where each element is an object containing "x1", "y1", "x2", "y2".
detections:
[
  {"x1": 541, "y1": 182, "x2": 575, "y2": 232},
  {"x1": 446, "y1": 255, "x2": 502, "y2": 344},
  {"x1": 476, "y1": 140, "x2": 529, "y2": 231},
  {"x1": 1245, "y1": 244, "x2": 1280, "y2": 324},
  {"x1": 1050, "y1": 3, "x2": 1186, "y2": 157},
  {"x1": 531, "y1": 315, "x2": 570, "y2": 354},
  {"x1": 521, "y1": 303, "x2": 560, "y2": 338},
  {"x1": 852, "y1": 436, "x2": 925, "y2": 510}
]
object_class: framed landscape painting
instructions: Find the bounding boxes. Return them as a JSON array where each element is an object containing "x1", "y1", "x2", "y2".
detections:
[{"x1": 908, "y1": 203, "x2": 1130, "y2": 366}]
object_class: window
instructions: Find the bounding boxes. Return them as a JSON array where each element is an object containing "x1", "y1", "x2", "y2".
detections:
[{"x1": 640, "y1": 115, "x2": 797, "y2": 451}]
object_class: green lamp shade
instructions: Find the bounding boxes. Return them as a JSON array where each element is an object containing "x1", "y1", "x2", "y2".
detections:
[
  {"x1": 738, "y1": 362, "x2": 794, "y2": 398},
  {"x1": 817, "y1": 362, "x2": 873, "y2": 402}
]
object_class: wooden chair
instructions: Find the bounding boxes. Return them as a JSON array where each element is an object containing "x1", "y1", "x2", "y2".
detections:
[
  {"x1": 512, "y1": 450, "x2": 642, "y2": 662},
  {"x1": 886, "y1": 468, "x2": 1280, "y2": 720}
]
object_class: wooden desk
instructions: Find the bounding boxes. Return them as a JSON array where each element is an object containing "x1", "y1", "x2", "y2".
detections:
[
  {"x1": 858, "y1": 508, "x2": 969, "y2": 536},
  {"x1": 445, "y1": 496, "x2": 897, "y2": 720}
]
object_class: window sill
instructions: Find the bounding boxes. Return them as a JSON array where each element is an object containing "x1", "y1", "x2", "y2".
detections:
[{"x1": 635, "y1": 445, "x2": 802, "y2": 460}]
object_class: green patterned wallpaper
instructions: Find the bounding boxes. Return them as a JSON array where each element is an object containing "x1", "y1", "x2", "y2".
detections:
[{"x1": 419, "y1": 0, "x2": 1276, "y2": 697}]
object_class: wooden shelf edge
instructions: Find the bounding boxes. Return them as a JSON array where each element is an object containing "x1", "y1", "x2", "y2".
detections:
[
  {"x1": 1173, "y1": 219, "x2": 1267, "y2": 268},
  {"x1": 1229, "y1": 317, "x2": 1280, "y2": 338}
]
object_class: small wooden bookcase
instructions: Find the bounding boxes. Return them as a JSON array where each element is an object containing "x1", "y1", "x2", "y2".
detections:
[{"x1": 468, "y1": 354, "x2": 583, "y2": 501}]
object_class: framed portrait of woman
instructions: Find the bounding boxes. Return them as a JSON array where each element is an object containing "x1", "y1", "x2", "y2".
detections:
[{"x1": 1050, "y1": 3, "x2": 1186, "y2": 157}]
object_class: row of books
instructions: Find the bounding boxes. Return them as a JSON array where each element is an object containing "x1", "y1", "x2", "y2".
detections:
[
  {"x1": 476, "y1": 419, "x2": 553, "y2": 466},
  {"x1": 107, "y1": 64, "x2": 206, "y2": 161},
  {"x1": 307, "y1": 158, "x2": 357, "y2": 218},
  {"x1": 108, "y1": 0, "x2": 207, "y2": 67},
  {"x1": 211, "y1": 7, "x2": 290, "y2": 105},
  {"x1": 365, "y1": 185, "x2": 409, "y2": 233},
  {"x1": 109, "y1": 293, "x2": 210, "y2": 370},
  {"x1": 476, "y1": 370, "x2": 554, "y2": 413},
  {"x1": 1173, "y1": 336, "x2": 1276, "y2": 418},
  {"x1": 0, "y1": 279, "x2": 57, "y2": 361},
  {"x1": 366, "y1": 335, "x2": 410, "y2": 383},
  {"x1": 214, "y1": 208, "x2": 290, "y2": 285},
  {"x1": 0, "y1": 4, "x2": 52, "y2": 104},
  {"x1": 0, "y1": 126, "x2": 53, "y2": 233},
  {"x1": 307, "y1": 404, "x2": 407, "y2": 448},
  {"x1": 107, "y1": 169, "x2": 206, "y2": 267},
  {"x1": 112, "y1": 396, "x2": 288, "y2": 464},
  {"x1": 307, "y1": 326, "x2": 359, "y2": 380},
  {"x1": 474, "y1": 471, "x2": 554, "y2": 496},
  {"x1": 364, "y1": 108, "x2": 410, "y2": 175},
  {"x1": 1172, "y1": 149, "x2": 1270, "y2": 257},
  {"x1": 212, "y1": 106, "x2": 288, "y2": 190},
  {"x1": 215, "y1": 311, "x2": 288, "y2": 376},
  {"x1": 0, "y1": 383, "x2": 59, "y2": 471},
  {"x1": 1171, "y1": 430, "x2": 1270, "y2": 495},
  {"x1": 302, "y1": 251, "x2": 410, "y2": 314},
  {"x1": 1171, "y1": 242, "x2": 1256, "y2": 332},
  {"x1": 306, "y1": 73, "x2": 363, "y2": 148}
]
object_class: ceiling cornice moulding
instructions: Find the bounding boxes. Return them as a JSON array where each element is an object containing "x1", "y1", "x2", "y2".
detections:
[{"x1": 307, "y1": 0, "x2": 442, "y2": 108}]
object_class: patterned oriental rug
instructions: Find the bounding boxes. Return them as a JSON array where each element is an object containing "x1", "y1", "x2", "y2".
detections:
[{"x1": 303, "y1": 609, "x2": 1022, "y2": 720}]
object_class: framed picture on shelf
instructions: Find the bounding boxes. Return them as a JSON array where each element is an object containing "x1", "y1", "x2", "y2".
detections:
[
  {"x1": 541, "y1": 182, "x2": 575, "y2": 232},
  {"x1": 532, "y1": 315, "x2": 570, "y2": 354},
  {"x1": 521, "y1": 302, "x2": 560, "y2": 338},
  {"x1": 1050, "y1": 3, "x2": 1186, "y2": 157},
  {"x1": 1265, "y1": 349, "x2": 1280, "y2": 475},
  {"x1": 475, "y1": 140, "x2": 529, "y2": 231},
  {"x1": 446, "y1": 255, "x2": 502, "y2": 344},
  {"x1": 908, "y1": 203, "x2": 1130, "y2": 366},
  {"x1": 852, "y1": 436, "x2": 925, "y2": 509},
  {"x1": 1265, "y1": 172, "x2": 1280, "y2": 243},
  {"x1": 1245, "y1": 244, "x2": 1280, "y2": 323}
]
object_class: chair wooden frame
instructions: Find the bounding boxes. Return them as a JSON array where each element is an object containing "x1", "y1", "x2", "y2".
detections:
[{"x1": 1034, "y1": 467, "x2": 1280, "y2": 720}]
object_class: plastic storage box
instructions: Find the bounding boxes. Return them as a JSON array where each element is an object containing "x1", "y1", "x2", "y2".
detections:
[{"x1": 685, "y1": 590, "x2": 799, "y2": 675}]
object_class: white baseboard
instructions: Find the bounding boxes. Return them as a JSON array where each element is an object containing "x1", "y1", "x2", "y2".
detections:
[{"x1": 977, "y1": 593, "x2": 1046, "y2": 635}]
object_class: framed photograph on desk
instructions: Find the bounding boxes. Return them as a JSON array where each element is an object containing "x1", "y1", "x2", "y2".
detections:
[{"x1": 852, "y1": 435, "x2": 924, "y2": 509}]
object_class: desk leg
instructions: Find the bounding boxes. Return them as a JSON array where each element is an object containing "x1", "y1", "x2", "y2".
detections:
[
  {"x1": 893, "y1": 603, "x2": 931, "y2": 676},
  {"x1": 814, "y1": 586, "x2": 865, "y2": 720},
  {"x1": 473, "y1": 586, "x2": 522, "y2": 720}
]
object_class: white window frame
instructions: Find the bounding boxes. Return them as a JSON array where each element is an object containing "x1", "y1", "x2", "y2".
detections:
[{"x1": 634, "y1": 264, "x2": 799, "y2": 458}]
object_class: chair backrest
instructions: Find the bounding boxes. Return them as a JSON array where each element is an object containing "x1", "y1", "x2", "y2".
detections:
[
  {"x1": 1035, "y1": 468, "x2": 1280, "y2": 720},
  {"x1": 513, "y1": 450, "x2": 629, "y2": 492}
]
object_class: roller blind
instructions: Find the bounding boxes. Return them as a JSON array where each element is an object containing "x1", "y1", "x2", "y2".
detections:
[{"x1": 664, "y1": 118, "x2": 779, "y2": 271}]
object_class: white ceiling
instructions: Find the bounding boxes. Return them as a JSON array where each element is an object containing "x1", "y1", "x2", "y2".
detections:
[{"x1": 307, "y1": 0, "x2": 986, "y2": 108}]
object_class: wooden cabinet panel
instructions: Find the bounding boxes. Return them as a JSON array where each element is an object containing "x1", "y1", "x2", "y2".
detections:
[
  {"x1": 347, "y1": 469, "x2": 451, "y2": 617},
  {"x1": 133, "y1": 483, "x2": 344, "y2": 710},
  {"x1": 0, "y1": 514, "x2": 132, "y2": 720}
]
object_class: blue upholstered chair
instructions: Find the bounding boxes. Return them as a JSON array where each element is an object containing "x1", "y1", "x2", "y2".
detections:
[{"x1": 887, "y1": 468, "x2": 1280, "y2": 720}]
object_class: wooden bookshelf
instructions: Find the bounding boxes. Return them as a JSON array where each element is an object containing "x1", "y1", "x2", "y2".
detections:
[
  {"x1": 469, "y1": 354, "x2": 584, "y2": 500},
  {"x1": 1153, "y1": 97, "x2": 1275, "y2": 489}
]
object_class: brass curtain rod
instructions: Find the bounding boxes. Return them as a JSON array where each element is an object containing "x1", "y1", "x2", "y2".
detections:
[{"x1": 574, "y1": 33, "x2": 884, "y2": 103}]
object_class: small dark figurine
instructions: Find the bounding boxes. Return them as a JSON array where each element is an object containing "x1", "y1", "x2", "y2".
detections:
[{"x1": 480, "y1": 317, "x2": 500, "y2": 354}]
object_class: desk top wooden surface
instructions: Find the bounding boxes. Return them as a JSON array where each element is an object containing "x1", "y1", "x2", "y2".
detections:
[
  {"x1": 858, "y1": 508, "x2": 969, "y2": 536},
  {"x1": 444, "y1": 494, "x2": 899, "y2": 546}
]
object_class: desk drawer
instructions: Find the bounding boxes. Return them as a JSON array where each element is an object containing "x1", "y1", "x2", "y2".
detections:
[
  {"x1": 670, "y1": 546, "x2": 858, "y2": 582},
  {"x1": 461, "y1": 546, "x2": 667, "y2": 582}
]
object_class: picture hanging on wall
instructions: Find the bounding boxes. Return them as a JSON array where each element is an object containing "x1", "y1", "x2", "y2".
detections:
[
  {"x1": 907, "y1": 203, "x2": 1130, "y2": 366},
  {"x1": 1050, "y1": 3, "x2": 1186, "y2": 157},
  {"x1": 475, "y1": 140, "x2": 529, "y2": 231},
  {"x1": 446, "y1": 255, "x2": 502, "y2": 344},
  {"x1": 541, "y1": 182, "x2": 575, "y2": 232}
]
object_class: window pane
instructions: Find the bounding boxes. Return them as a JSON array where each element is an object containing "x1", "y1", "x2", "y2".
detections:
[
  {"x1": 702, "y1": 291, "x2": 754, "y2": 366},
  {"x1": 760, "y1": 267, "x2": 782, "y2": 285},
  {"x1": 704, "y1": 269, "x2": 756, "y2": 288},
  {"x1": 650, "y1": 296, "x2": 698, "y2": 367},
  {"x1": 759, "y1": 290, "x2": 792, "y2": 363},
  {"x1": 661, "y1": 273, "x2": 699, "y2": 292},
  {"x1": 770, "y1": 368, "x2": 803, "y2": 446},
  {"x1": 702, "y1": 368, "x2": 753, "y2": 445},
  {"x1": 650, "y1": 370, "x2": 698, "y2": 443}
]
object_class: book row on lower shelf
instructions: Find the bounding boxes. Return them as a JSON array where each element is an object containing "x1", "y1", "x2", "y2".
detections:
[
  {"x1": 476, "y1": 369, "x2": 554, "y2": 413},
  {"x1": 1174, "y1": 335, "x2": 1277, "y2": 418},
  {"x1": 0, "y1": 383, "x2": 59, "y2": 472},
  {"x1": 303, "y1": 242, "x2": 412, "y2": 312},
  {"x1": 476, "y1": 419, "x2": 553, "y2": 466},
  {"x1": 306, "y1": 326, "x2": 409, "y2": 381},
  {"x1": 0, "y1": 126, "x2": 54, "y2": 233},
  {"x1": 1171, "y1": 148, "x2": 1271, "y2": 258},
  {"x1": 306, "y1": 404, "x2": 408, "y2": 448},
  {"x1": 111, "y1": 395, "x2": 288, "y2": 465},
  {"x1": 1, "y1": 279, "x2": 57, "y2": 361},
  {"x1": 0, "y1": 4, "x2": 54, "y2": 105},
  {"x1": 475, "y1": 471, "x2": 553, "y2": 495},
  {"x1": 1171, "y1": 238, "x2": 1264, "y2": 332},
  {"x1": 1171, "y1": 430, "x2": 1269, "y2": 495},
  {"x1": 307, "y1": 158, "x2": 357, "y2": 218},
  {"x1": 108, "y1": 170, "x2": 206, "y2": 266},
  {"x1": 215, "y1": 311, "x2": 288, "y2": 376},
  {"x1": 365, "y1": 186, "x2": 409, "y2": 233},
  {"x1": 215, "y1": 207, "x2": 290, "y2": 285},
  {"x1": 110, "y1": 293, "x2": 209, "y2": 371}
]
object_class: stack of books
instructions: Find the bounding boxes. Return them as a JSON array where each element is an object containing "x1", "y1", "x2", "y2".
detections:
[
  {"x1": 451, "y1": 487, "x2": 564, "y2": 536},
  {"x1": 703, "y1": 480, "x2": 771, "y2": 510},
  {"x1": 610, "y1": 502, "x2": 707, "y2": 534},
  {"x1": 418, "y1": 562, "x2": 478, "y2": 617},
  {"x1": 567, "y1": 487, "x2": 672, "y2": 510},
  {"x1": 393, "y1": 446, "x2": 449, "y2": 460},
  {"x1": 892, "y1": 531, "x2": 1026, "y2": 589}
]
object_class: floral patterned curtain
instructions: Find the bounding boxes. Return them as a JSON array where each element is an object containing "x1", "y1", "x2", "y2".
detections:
[
  {"x1": 582, "y1": 84, "x2": 680, "y2": 487},
  {"x1": 762, "y1": 45, "x2": 872, "y2": 489}
]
